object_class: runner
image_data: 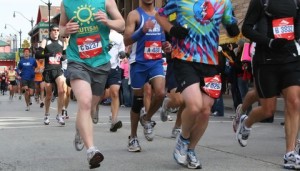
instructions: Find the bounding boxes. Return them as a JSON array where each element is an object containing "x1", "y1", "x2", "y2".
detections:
[
  {"x1": 236, "y1": 0, "x2": 300, "y2": 169},
  {"x1": 156, "y1": 0, "x2": 239, "y2": 169},
  {"x1": 7, "y1": 66, "x2": 18, "y2": 100},
  {"x1": 34, "y1": 59, "x2": 45, "y2": 108},
  {"x1": 35, "y1": 24, "x2": 66, "y2": 126},
  {"x1": 123, "y1": 0, "x2": 170, "y2": 151},
  {"x1": 59, "y1": 0, "x2": 125, "y2": 168},
  {"x1": 17, "y1": 48, "x2": 37, "y2": 111}
]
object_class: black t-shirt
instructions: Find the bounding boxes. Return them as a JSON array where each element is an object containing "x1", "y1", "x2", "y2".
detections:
[
  {"x1": 242, "y1": 0, "x2": 300, "y2": 64},
  {"x1": 43, "y1": 39, "x2": 64, "y2": 71}
]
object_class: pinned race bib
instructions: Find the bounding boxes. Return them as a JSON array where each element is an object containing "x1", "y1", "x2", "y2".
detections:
[
  {"x1": 144, "y1": 41, "x2": 162, "y2": 60},
  {"x1": 49, "y1": 52, "x2": 62, "y2": 65},
  {"x1": 201, "y1": 75, "x2": 222, "y2": 99},
  {"x1": 272, "y1": 17, "x2": 294, "y2": 40},
  {"x1": 77, "y1": 34, "x2": 102, "y2": 59}
]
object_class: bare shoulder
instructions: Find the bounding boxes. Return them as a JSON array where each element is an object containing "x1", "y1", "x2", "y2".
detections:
[{"x1": 126, "y1": 10, "x2": 140, "y2": 23}]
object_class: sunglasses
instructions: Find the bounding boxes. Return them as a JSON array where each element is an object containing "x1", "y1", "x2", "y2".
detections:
[{"x1": 62, "y1": 36, "x2": 69, "y2": 38}]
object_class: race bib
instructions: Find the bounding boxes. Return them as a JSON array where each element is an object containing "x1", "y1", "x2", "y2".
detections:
[
  {"x1": 201, "y1": 75, "x2": 222, "y2": 99},
  {"x1": 77, "y1": 34, "x2": 102, "y2": 59},
  {"x1": 49, "y1": 52, "x2": 62, "y2": 65},
  {"x1": 144, "y1": 41, "x2": 162, "y2": 60},
  {"x1": 272, "y1": 17, "x2": 294, "y2": 40}
]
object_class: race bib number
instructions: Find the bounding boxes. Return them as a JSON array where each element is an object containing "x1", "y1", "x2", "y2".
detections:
[
  {"x1": 77, "y1": 34, "x2": 102, "y2": 59},
  {"x1": 144, "y1": 41, "x2": 162, "y2": 60},
  {"x1": 201, "y1": 75, "x2": 222, "y2": 99},
  {"x1": 272, "y1": 17, "x2": 294, "y2": 40},
  {"x1": 49, "y1": 52, "x2": 62, "y2": 65}
]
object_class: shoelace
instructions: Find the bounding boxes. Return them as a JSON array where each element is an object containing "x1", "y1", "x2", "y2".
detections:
[
  {"x1": 188, "y1": 151, "x2": 198, "y2": 162},
  {"x1": 177, "y1": 139, "x2": 188, "y2": 155},
  {"x1": 130, "y1": 138, "x2": 139, "y2": 147}
]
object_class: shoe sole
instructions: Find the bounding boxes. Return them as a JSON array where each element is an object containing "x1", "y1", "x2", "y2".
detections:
[
  {"x1": 188, "y1": 164, "x2": 202, "y2": 169},
  {"x1": 128, "y1": 148, "x2": 141, "y2": 152},
  {"x1": 110, "y1": 121, "x2": 123, "y2": 132},
  {"x1": 89, "y1": 152, "x2": 104, "y2": 169}
]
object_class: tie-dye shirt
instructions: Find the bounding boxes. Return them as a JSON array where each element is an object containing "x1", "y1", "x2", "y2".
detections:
[{"x1": 158, "y1": 0, "x2": 237, "y2": 65}]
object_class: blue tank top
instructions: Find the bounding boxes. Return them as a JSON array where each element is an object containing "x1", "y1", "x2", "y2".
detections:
[
  {"x1": 129, "y1": 7, "x2": 166, "y2": 67},
  {"x1": 63, "y1": 0, "x2": 110, "y2": 68}
]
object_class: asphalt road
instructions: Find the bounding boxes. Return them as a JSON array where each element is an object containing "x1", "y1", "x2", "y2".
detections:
[{"x1": 0, "y1": 93, "x2": 288, "y2": 171}]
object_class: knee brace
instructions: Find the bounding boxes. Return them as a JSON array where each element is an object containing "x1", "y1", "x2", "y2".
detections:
[{"x1": 131, "y1": 96, "x2": 144, "y2": 114}]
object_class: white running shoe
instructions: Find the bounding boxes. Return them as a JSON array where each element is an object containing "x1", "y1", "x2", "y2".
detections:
[
  {"x1": 44, "y1": 116, "x2": 50, "y2": 125},
  {"x1": 283, "y1": 151, "x2": 300, "y2": 170},
  {"x1": 232, "y1": 104, "x2": 244, "y2": 133},
  {"x1": 87, "y1": 147, "x2": 104, "y2": 169},
  {"x1": 173, "y1": 134, "x2": 189, "y2": 165},
  {"x1": 187, "y1": 150, "x2": 202, "y2": 169},
  {"x1": 236, "y1": 115, "x2": 251, "y2": 147},
  {"x1": 56, "y1": 115, "x2": 65, "y2": 126},
  {"x1": 128, "y1": 136, "x2": 141, "y2": 152},
  {"x1": 171, "y1": 128, "x2": 181, "y2": 138}
]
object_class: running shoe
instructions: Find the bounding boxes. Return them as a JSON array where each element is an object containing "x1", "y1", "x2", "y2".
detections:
[
  {"x1": 173, "y1": 134, "x2": 190, "y2": 165},
  {"x1": 187, "y1": 150, "x2": 202, "y2": 169},
  {"x1": 25, "y1": 106, "x2": 30, "y2": 111},
  {"x1": 87, "y1": 147, "x2": 104, "y2": 169},
  {"x1": 168, "y1": 115, "x2": 173, "y2": 121},
  {"x1": 62, "y1": 109, "x2": 69, "y2": 119},
  {"x1": 236, "y1": 115, "x2": 251, "y2": 147},
  {"x1": 74, "y1": 128, "x2": 84, "y2": 151},
  {"x1": 283, "y1": 151, "x2": 300, "y2": 170},
  {"x1": 44, "y1": 115, "x2": 50, "y2": 125},
  {"x1": 128, "y1": 136, "x2": 141, "y2": 152},
  {"x1": 56, "y1": 115, "x2": 65, "y2": 126},
  {"x1": 110, "y1": 120, "x2": 122, "y2": 132},
  {"x1": 140, "y1": 114, "x2": 154, "y2": 141},
  {"x1": 232, "y1": 104, "x2": 244, "y2": 133},
  {"x1": 40, "y1": 102, "x2": 44, "y2": 108},
  {"x1": 160, "y1": 97, "x2": 170, "y2": 122},
  {"x1": 19, "y1": 95, "x2": 22, "y2": 100},
  {"x1": 171, "y1": 128, "x2": 181, "y2": 138}
]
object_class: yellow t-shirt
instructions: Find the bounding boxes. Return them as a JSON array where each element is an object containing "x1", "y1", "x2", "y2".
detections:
[{"x1": 7, "y1": 70, "x2": 16, "y2": 81}]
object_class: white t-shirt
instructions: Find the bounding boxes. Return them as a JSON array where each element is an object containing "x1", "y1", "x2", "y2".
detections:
[{"x1": 108, "y1": 30, "x2": 125, "y2": 69}]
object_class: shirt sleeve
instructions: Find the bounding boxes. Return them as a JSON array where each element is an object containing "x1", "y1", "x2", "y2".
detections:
[
  {"x1": 222, "y1": 0, "x2": 238, "y2": 26},
  {"x1": 242, "y1": 0, "x2": 270, "y2": 45},
  {"x1": 157, "y1": 0, "x2": 177, "y2": 17}
]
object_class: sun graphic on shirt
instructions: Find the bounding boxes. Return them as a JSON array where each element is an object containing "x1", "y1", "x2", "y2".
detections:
[{"x1": 73, "y1": 5, "x2": 95, "y2": 26}]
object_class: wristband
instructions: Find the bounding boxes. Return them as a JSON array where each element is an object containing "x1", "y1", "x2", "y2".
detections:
[{"x1": 131, "y1": 28, "x2": 145, "y2": 41}]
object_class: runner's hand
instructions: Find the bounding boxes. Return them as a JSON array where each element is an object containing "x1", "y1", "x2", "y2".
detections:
[
  {"x1": 65, "y1": 18, "x2": 79, "y2": 34},
  {"x1": 94, "y1": 10, "x2": 109, "y2": 25},
  {"x1": 142, "y1": 19, "x2": 155, "y2": 33}
]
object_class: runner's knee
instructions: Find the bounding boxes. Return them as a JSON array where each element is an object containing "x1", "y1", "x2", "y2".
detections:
[{"x1": 131, "y1": 96, "x2": 144, "y2": 114}]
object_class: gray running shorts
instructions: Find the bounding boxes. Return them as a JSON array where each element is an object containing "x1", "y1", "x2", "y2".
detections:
[{"x1": 67, "y1": 61, "x2": 111, "y2": 96}]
